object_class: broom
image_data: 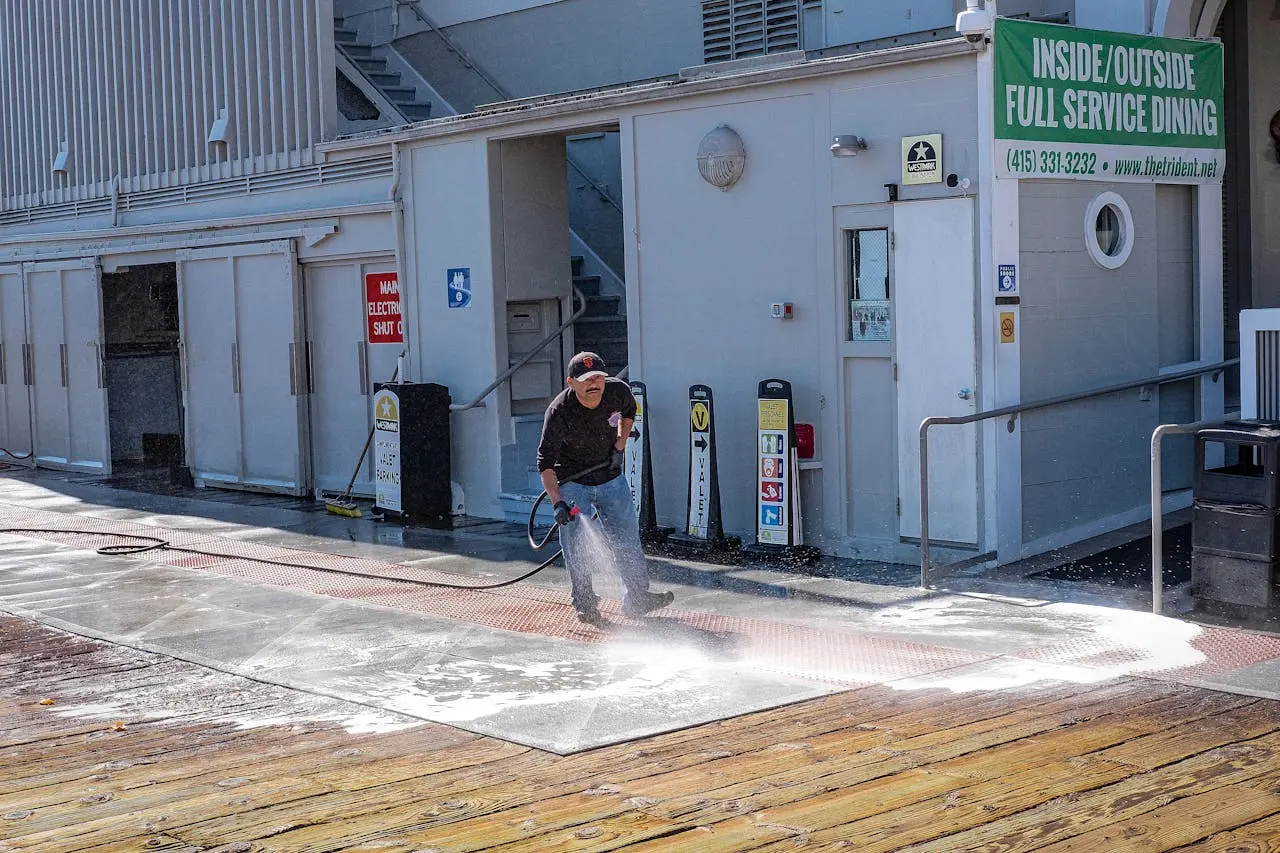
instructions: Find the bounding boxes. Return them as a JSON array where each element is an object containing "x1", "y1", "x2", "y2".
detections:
[{"x1": 324, "y1": 360, "x2": 401, "y2": 518}]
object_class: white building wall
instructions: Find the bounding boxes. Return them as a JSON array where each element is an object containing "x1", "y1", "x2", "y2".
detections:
[
  {"x1": 0, "y1": 0, "x2": 336, "y2": 212},
  {"x1": 405, "y1": 139, "x2": 508, "y2": 520},
  {"x1": 625, "y1": 57, "x2": 981, "y2": 552}
]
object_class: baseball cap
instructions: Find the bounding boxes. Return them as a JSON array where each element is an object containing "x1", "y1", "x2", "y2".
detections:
[{"x1": 568, "y1": 351, "x2": 608, "y2": 380}]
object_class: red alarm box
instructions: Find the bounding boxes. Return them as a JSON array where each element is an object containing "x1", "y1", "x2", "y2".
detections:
[{"x1": 794, "y1": 423, "x2": 815, "y2": 459}]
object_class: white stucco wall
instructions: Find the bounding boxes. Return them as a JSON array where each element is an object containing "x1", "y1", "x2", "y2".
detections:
[
  {"x1": 625, "y1": 57, "x2": 981, "y2": 551},
  {"x1": 405, "y1": 139, "x2": 507, "y2": 520}
]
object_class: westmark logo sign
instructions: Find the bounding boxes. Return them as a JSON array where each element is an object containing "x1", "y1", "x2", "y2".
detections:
[{"x1": 993, "y1": 18, "x2": 1224, "y2": 183}]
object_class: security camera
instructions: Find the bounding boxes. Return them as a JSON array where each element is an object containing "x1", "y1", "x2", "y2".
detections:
[{"x1": 955, "y1": 1, "x2": 992, "y2": 44}]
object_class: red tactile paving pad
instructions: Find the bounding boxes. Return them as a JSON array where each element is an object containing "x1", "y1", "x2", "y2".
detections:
[
  {"x1": 0, "y1": 507, "x2": 989, "y2": 686},
  {"x1": 1154, "y1": 627, "x2": 1280, "y2": 681},
  {"x1": 4, "y1": 506, "x2": 1279, "y2": 690}
]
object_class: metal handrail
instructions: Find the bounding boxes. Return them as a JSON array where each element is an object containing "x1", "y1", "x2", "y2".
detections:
[
  {"x1": 401, "y1": 1, "x2": 624, "y2": 215},
  {"x1": 1150, "y1": 412, "x2": 1240, "y2": 614},
  {"x1": 449, "y1": 285, "x2": 587, "y2": 412},
  {"x1": 919, "y1": 358, "x2": 1240, "y2": 588}
]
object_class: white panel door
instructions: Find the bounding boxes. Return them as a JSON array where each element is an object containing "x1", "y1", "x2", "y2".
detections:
[
  {"x1": 26, "y1": 267, "x2": 69, "y2": 467},
  {"x1": 24, "y1": 261, "x2": 110, "y2": 473},
  {"x1": 0, "y1": 268, "x2": 32, "y2": 460},
  {"x1": 178, "y1": 254, "x2": 242, "y2": 486},
  {"x1": 62, "y1": 265, "x2": 109, "y2": 470},
  {"x1": 178, "y1": 243, "x2": 306, "y2": 494},
  {"x1": 895, "y1": 197, "x2": 979, "y2": 545},
  {"x1": 234, "y1": 248, "x2": 307, "y2": 494},
  {"x1": 304, "y1": 260, "x2": 397, "y2": 497}
]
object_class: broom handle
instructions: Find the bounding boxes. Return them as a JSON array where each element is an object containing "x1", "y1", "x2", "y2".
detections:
[{"x1": 341, "y1": 361, "x2": 402, "y2": 499}]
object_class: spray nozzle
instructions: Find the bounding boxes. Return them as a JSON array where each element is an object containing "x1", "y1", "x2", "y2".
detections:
[{"x1": 569, "y1": 505, "x2": 581, "y2": 518}]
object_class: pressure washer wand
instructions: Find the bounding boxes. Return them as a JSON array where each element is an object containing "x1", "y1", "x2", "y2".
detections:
[{"x1": 526, "y1": 459, "x2": 613, "y2": 551}]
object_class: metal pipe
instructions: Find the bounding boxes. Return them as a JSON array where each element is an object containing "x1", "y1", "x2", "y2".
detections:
[
  {"x1": 920, "y1": 421, "x2": 931, "y2": 588},
  {"x1": 449, "y1": 285, "x2": 587, "y2": 412},
  {"x1": 919, "y1": 358, "x2": 1238, "y2": 588},
  {"x1": 1150, "y1": 413, "x2": 1239, "y2": 614}
]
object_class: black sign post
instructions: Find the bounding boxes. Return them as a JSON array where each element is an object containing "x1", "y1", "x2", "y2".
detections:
[
  {"x1": 626, "y1": 381, "x2": 669, "y2": 548},
  {"x1": 667, "y1": 384, "x2": 738, "y2": 557}
]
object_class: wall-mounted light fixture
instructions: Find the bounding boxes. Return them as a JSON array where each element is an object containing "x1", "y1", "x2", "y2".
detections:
[
  {"x1": 207, "y1": 108, "x2": 230, "y2": 146},
  {"x1": 51, "y1": 141, "x2": 69, "y2": 175},
  {"x1": 1270, "y1": 109, "x2": 1280, "y2": 163},
  {"x1": 696, "y1": 125, "x2": 747, "y2": 190},
  {"x1": 830, "y1": 135, "x2": 867, "y2": 157}
]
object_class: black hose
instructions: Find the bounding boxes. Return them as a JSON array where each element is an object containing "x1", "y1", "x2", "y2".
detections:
[{"x1": 0, "y1": 460, "x2": 619, "y2": 593}]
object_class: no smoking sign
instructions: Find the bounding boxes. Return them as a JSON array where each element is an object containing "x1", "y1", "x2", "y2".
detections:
[{"x1": 999, "y1": 311, "x2": 1016, "y2": 344}]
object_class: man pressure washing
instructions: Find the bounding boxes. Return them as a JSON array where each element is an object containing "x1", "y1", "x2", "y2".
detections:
[{"x1": 537, "y1": 351, "x2": 674, "y2": 628}]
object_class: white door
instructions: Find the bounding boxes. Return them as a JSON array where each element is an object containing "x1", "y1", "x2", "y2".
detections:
[
  {"x1": 24, "y1": 260, "x2": 109, "y2": 473},
  {"x1": 895, "y1": 197, "x2": 979, "y2": 545},
  {"x1": 0, "y1": 267, "x2": 32, "y2": 460},
  {"x1": 177, "y1": 242, "x2": 307, "y2": 494},
  {"x1": 234, "y1": 248, "x2": 307, "y2": 494},
  {"x1": 177, "y1": 253, "x2": 242, "y2": 486},
  {"x1": 304, "y1": 260, "x2": 399, "y2": 497}
]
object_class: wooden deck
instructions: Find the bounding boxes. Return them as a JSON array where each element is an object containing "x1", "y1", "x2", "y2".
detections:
[{"x1": 4, "y1": 614, "x2": 1280, "y2": 852}]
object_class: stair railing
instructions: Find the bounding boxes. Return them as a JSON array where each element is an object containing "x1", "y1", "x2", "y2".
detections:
[
  {"x1": 450, "y1": 285, "x2": 588, "y2": 412},
  {"x1": 398, "y1": 0, "x2": 624, "y2": 216}
]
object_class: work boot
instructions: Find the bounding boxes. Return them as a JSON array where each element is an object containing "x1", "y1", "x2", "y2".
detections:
[
  {"x1": 576, "y1": 607, "x2": 610, "y2": 629},
  {"x1": 623, "y1": 590, "x2": 674, "y2": 619}
]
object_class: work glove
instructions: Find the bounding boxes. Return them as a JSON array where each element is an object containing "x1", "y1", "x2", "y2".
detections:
[
  {"x1": 609, "y1": 447, "x2": 626, "y2": 471},
  {"x1": 554, "y1": 501, "x2": 576, "y2": 526}
]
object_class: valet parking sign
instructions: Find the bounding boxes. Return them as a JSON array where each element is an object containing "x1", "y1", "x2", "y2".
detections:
[{"x1": 994, "y1": 18, "x2": 1224, "y2": 182}]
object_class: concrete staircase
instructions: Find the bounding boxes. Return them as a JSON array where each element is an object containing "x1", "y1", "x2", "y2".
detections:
[
  {"x1": 571, "y1": 256, "x2": 628, "y2": 373},
  {"x1": 335, "y1": 18, "x2": 433, "y2": 121}
]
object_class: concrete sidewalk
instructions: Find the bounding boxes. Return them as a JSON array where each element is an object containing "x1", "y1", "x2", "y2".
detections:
[{"x1": 2, "y1": 470, "x2": 1279, "y2": 754}]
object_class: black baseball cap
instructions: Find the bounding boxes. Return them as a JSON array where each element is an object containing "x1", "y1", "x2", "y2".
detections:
[{"x1": 568, "y1": 351, "x2": 608, "y2": 380}]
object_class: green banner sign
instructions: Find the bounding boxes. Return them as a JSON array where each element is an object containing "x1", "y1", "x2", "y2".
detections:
[{"x1": 993, "y1": 18, "x2": 1225, "y2": 182}]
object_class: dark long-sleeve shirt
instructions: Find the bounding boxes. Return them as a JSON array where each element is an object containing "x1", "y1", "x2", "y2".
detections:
[{"x1": 536, "y1": 379, "x2": 636, "y2": 486}]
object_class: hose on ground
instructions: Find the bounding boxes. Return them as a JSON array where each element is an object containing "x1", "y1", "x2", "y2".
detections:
[{"x1": 0, "y1": 460, "x2": 616, "y2": 592}]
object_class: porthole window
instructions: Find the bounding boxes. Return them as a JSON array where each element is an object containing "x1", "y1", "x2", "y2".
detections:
[
  {"x1": 1084, "y1": 192, "x2": 1135, "y2": 269},
  {"x1": 1095, "y1": 205, "x2": 1121, "y2": 256}
]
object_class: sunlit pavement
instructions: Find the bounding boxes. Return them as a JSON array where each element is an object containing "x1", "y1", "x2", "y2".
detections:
[{"x1": 1, "y1": 470, "x2": 1278, "y2": 754}]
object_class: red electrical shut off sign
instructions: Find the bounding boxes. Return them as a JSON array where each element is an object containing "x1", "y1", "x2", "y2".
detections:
[{"x1": 366, "y1": 272, "x2": 404, "y2": 344}]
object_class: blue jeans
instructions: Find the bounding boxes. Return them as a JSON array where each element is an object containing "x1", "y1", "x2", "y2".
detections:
[{"x1": 558, "y1": 472, "x2": 651, "y2": 613}]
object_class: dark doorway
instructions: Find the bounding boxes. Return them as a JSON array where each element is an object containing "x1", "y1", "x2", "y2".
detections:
[{"x1": 100, "y1": 263, "x2": 184, "y2": 474}]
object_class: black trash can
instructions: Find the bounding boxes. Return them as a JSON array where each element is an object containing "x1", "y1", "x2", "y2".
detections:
[
  {"x1": 372, "y1": 381, "x2": 453, "y2": 528},
  {"x1": 1192, "y1": 421, "x2": 1280, "y2": 614}
]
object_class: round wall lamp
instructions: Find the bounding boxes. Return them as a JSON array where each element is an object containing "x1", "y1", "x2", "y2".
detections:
[
  {"x1": 830, "y1": 134, "x2": 868, "y2": 157},
  {"x1": 697, "y1": 125, "x2": 747, "y2": 191}
]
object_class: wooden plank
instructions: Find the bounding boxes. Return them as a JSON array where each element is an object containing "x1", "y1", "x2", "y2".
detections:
[
  {"x1": 892, "y1": 730, "x2": 1280, "y2": 852},
  {"x1": 1169, "y1": 811, "x2": 1280, "y2": 851},
  {"x1": 1034, "y1": 785, "x2": 1280, "y2": 852},
  {"x1": 1096, "y1": 701, "x2": 1280, "y2": 771},
  {"x1": 2, "y1": 776, "x2": 333, "y2": 853}
]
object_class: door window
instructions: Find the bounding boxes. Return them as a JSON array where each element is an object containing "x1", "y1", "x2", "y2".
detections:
[{"x1": 847, "y1": 228, "x2": 890, "y2": 342}]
